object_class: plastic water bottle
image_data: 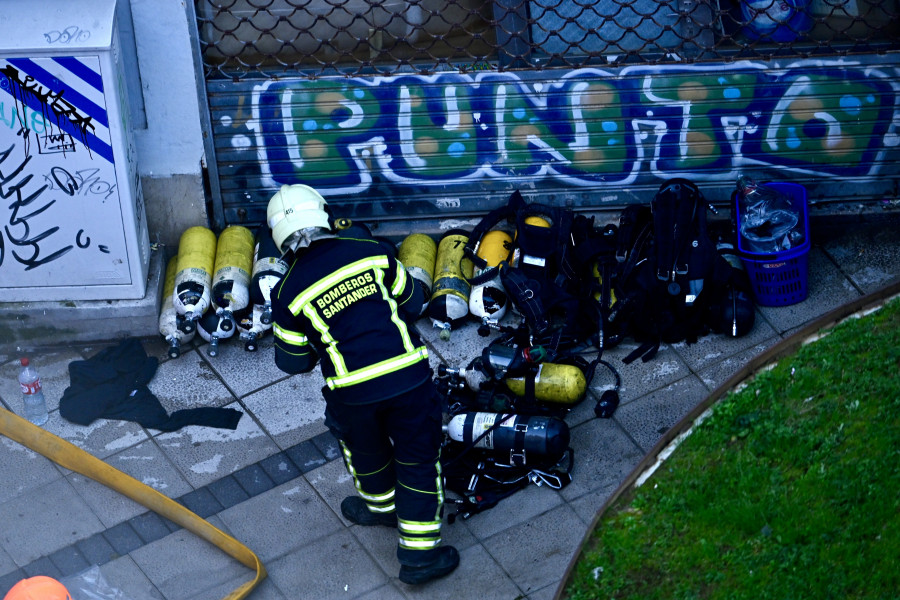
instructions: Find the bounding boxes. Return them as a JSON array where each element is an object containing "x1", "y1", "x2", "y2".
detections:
[{"x1": 18, "y1": 358, "x2": 49, "y2": 426}]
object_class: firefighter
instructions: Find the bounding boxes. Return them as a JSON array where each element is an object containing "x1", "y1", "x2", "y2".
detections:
[{"x1": 267, "y1": 184, "x2": 458, "y2": 585}]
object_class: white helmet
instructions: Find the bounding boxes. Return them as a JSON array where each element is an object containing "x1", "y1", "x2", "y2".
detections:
[{"x1": 266, "y1": 184, "x2": 330, "y2": 252}]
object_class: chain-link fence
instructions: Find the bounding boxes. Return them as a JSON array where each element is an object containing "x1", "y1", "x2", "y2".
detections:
[{"x1": 196, "y1": 0, "x2": 899, "y2": 78}]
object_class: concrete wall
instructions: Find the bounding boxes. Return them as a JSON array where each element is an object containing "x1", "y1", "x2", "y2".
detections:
[{"x1": 129, "y1": 0, "x2": 209, "y2": 253}]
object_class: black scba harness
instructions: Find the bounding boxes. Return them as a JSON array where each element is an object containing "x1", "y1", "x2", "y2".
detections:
[
  {"x1": 442, "y1": 439, "x2": 574, "y2": 522},
  {"x1": 610, "y1": 178, "x2": 754, "y2": 364},
  {"x1": 442, "y1": 178, "x2": 754, "y2": 519},
  {"x1": 464, "y1": 190, "x2": 619, "y2": 354},
  {"x1": 441, "y1": 194, "x2": 622, "y2": 520},
  {"x1": 438, "y1": 326, "x2": 584, "y2": 521}
]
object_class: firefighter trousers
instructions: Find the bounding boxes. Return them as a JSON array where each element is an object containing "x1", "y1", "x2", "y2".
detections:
[{"x1": 324, "y1": 378, "x2": 445, "y2": 567}]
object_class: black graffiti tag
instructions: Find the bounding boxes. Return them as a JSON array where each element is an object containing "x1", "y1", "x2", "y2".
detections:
[
  {"x1": 46, "y1": 166, "x2": 117, "y2": 200},
  {"x1": 0, "y1": 64, "x2": 96, "y2": 145},
  {"x1": 50, "y1": 166, "x2": 78, "y2": 195},
  {"x1": 50, "y1": 166, "x2": 110, "y2": 254},
  {"x1": 0, "y1": 144, "x2": 73, "y2": 270}
]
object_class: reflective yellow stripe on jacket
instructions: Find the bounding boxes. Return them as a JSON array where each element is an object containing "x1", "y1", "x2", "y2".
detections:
[{"x1": 286, "y1": 255, "x2": 427, "y2": 390}]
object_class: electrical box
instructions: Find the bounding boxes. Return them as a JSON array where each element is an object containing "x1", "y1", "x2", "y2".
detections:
[{"x1": 0, "y1": 0, "x2": 150, "y2": 301}]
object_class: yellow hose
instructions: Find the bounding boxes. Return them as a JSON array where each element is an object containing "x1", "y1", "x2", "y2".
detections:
[{"x1": 0, "y1": 408, "x2": 266, "y2": 599}]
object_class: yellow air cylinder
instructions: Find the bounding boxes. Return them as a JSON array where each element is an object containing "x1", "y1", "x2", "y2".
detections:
[
  {"x1": 174, "y1": 226, "x2": 217, "y2": 331},
  {"x1": 504, "y1": 362, "x2": 587, "y2": 406},
  {"x1": 158, "y1": 256, "x2": 195, "y2": 358},
  {"x1": 511, "y1": 215, "x2": 551, "y2": 268},
  {"x1": 477, "y1": 230, "x2": 514, "y2": 267},
  {"x1": 250, "y1": 224, "x2": 289, "y2": 325},
  {"x1": 525, "y1": 215, "x2": 551, "y2": 228},
  {"x1": 211, "y1": 225, "x2": 255, "y2": 332},
  {"x1": 398, "y1": 233, "x2": 437, "y2": 316},
  {"x1": 469, "y1": 229, "x2": 512, "y2": 321},
  {"x1": 592, "y1": 260, "x2": 617, "y2": 305},
  {"x1": 428, "y1": 229, "x2": 474, "y2": 335}
]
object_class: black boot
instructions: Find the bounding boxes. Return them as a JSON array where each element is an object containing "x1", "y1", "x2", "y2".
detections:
[
  {"x1": 399, "y1": 546, "x2": 460, "y2": 585},
  {"x1": 340, "y1": 496, "x2": 397, "y2": 528}
]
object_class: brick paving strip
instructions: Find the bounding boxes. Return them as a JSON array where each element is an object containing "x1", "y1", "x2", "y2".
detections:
[{"x1": 0, "y1": 432, "x2": 338, "y2": 590}]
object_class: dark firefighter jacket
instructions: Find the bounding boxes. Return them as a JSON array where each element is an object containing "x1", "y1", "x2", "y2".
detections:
[{"x1": 271, "y1": 233, "x2": 430, "y2": 405}]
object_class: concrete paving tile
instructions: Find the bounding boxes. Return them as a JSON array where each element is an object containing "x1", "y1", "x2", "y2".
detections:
[
  {"x1": 526, "y1": 582, "x2": 564, "y2": 600},
  {"x1": 102, "y1": 522, "x2": 144, "y2": 556},
  {"x1": 560, "y1": 418, "x2": 645, "y2": 502},
  {"x1": 198, "y1": 338, "x2": 289, "y2": 399},
  {"x1": 0, "y1": 570, "x2": 27, "y2": 597},
  {"x1": 74, "y1": 533, "x2": 117, "y2": 567},
  {"x1": 435, "y1": 511, "x2": 479, "y2": 552},
  {"x1": 239, "y1": 373, "x2": 328, "y2": 449},
  {"x1": 819, "y1": 221, "x2": 900, "y2": 294},
  {"x1": 67, "y1": 472, "x2": 147, "y2": 530},
  {"x1": 217, "y1": 478, "x2": 344, "y2": 563},
  {"x1": 569, "y1": 480, "x2": 621, "y2": 526},
  {"x1": 671, "y1": 311, "x2": 779, "y2": 373},
  {"x1": 128, "y1": 512, "x2": 173, "y2": 545},
  {"x1": 697, "y1": 337, "x2": 782, "y2": 392},
  {"x1": 148, "y1": 348, "x2": 236, "y2": 411},
  {"x1": 43, "y1": 415, "x2": 149, "y2": 461},
  {"x1": 343, "y1": 515, "x2": 404, "y2": 577},
  {"x1": 311, "y1": 430, "x2": 341, "y2": 461},
  {"x1": 481, "y1": 504, "x2": 584, "y2": 597},
  {"x1": 232, "y1": 463, "x2": 275, "y2": 496},
  {"x1": 195, "y1": 575, "x2": 286, "y2": 600},
  {"x1": 755, "y1": 248, "x2": 860, "y2": 334},
  {"x1": 47, "y1": 545, "x2": 90, "y2": 578},
  {"x1": 205, "y1": 475, "x2": 250, "y2": 510},
  {"x1": 129, "y1": 526, "x2": 250, "y2": 600},
  {"x1": 134, "y1": 335, "x2": 191, "y2": 367},
  {"x1": 108, "y1": 438, "x2": 194, "y2": 496},
  {"x1": 22, "y1": 556, "x2": 62, "y2": 579},
  {"x1": 598, "y1": 341, "x2": 692, "y2": 400},
  {"x1": 67, "y1": 439, "x2": 193, "y2": 528},
  {"x1": 0, "y1": 435, "x2": 64, "y2": 505},
  {"x1": 563, "y1": 388, "x2": 605, "y2": 428},
  {"x1": 258, "y1": 451, "x2": 302, "y2": 485},
  {"x1": 0, "y1": 545, "x2": 15, "y2": 578},
  {"x1": 416, "y1": 316, "x2": 511, "y2": 370},
  {"x1": 284, "y1": 440, "x2": 328, "y2": 473},
  {"x1": 178, "y1": 487, "x2": 225, "y2": 519},
  {"x1": 845, "y1": 264, "x2": 900, "y2": 294},
  {"x1": 355, "y1": 583, "x2": 406, "y2": 599},
  {"x1": 0, "y1": 347, "x2": 81, "y2": 414},
  {"x1": 457, "y1": 481, "x2": 564, "y2": 541},
  {"x1": 154, "y1": 401, "x2": 280, "y2": 488},
  {"x1": 302, "y1": 458, "x2": 358, "y2": 526},
  {"x1": 400, "y1": 543, "x2": 520, "y2": 599},
  {"x1": 0, "y1": 478, "x2": 105, "y2": 566},
  {"x1": 263, "y1": 529, "x2": 390, "y2": 599},
  {"x1": 614, "y1": 375, "x2": 711, "y2": 453},
  {"x1": 98, "y1": 556, "x2": 165, "y2": 599},
  {"x1": 557, "y1": 352, "x2": 618, "y2": 428}
]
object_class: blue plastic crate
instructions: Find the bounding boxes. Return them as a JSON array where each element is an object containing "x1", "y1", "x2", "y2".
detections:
[{"x1": 735, "y1": 182, "x2": 810, "y2": 307}]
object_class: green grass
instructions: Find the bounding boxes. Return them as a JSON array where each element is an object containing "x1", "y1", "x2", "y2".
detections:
[{"x1": 563, "y1": 298, "x2": 900, "y2": 600}]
